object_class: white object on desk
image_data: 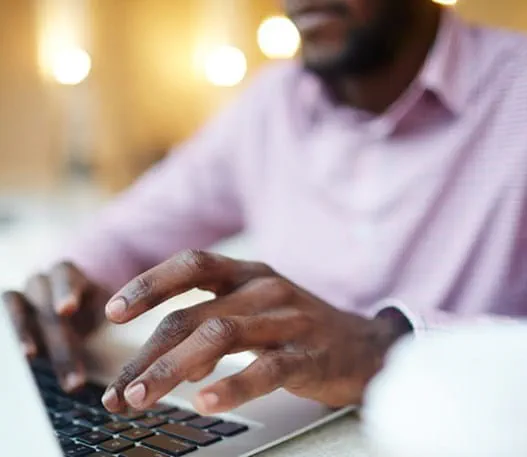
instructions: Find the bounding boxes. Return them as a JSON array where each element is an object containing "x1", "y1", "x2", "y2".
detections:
[{"x1": 363, "y1": 321, "x2": 527, "y2": 457}]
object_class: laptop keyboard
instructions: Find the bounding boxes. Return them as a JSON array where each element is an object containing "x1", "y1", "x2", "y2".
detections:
[{"x1": 31, "y1": 360, "x2": 249, "y2": 457}]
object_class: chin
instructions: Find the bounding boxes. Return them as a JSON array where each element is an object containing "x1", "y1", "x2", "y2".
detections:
[{"x1": 301, "y1": 46, "x2": 349, "y2": 76}]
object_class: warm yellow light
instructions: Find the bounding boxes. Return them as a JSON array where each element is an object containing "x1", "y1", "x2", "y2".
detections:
[
  {"x1": 433, "y1": 0, "x2": 457, "y2": 5},
  {"x1": 203, "y1": 45, "x2": 247, "y2": 87},
  {"x1": 258, "y1": 16, "x2": 301, "y2": 59},
  {"x1": 50, "y1": 47, "x2": 92, "y2": 85}
]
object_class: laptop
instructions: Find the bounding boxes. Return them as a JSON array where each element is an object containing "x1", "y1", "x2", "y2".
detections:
[{"x1": 0, "y1": 304, "x2": 354, "y2": 457}]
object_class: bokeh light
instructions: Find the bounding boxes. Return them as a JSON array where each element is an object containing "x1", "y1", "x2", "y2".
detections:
[
  {"x1": 50, "y1": 47, "x2": 92, "y2": 85},
  {"x1": 203, "y1": 45, "x2": 247, "y2": 87},
  {"x1": 257, "y1": 16, "x2": 301, "y2": 59}
]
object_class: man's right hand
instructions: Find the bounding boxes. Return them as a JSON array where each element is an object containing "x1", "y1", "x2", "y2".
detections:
[{"x1": 2, "y1": 262, "x2": 111, "y2": 392}]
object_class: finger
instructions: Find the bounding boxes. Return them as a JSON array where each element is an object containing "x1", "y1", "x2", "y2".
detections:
[
  {"x1": 102, "y1": 307, "x2": 198, "y2": 412},
  {"x1": 25, "y1": 275, "x2": 86, "y2": 392},
  {"x1": 105, "y1": 250, "x2": 272, "y2": 323},
  {"x1": 103, "y1": 304, "x2": 214, "y2": 412},
  {"x1": 102, "y1": 280, "x2": 302, "y2": 412},
  {"x1": 186, "y1": 360, "x2": 218, "y2": 383},
  {"x1": 194, "y1": 352, "x2": 304, "y2": 414},
  {"x1": 2, "y1": 291, "x2": 39, "y2": 358},
  {"x1": 120, "y1": 312, "x2": 307, "y2": 410},
  {"x1": 49, "y1": 262, "x2": 87, "y2": 316}
]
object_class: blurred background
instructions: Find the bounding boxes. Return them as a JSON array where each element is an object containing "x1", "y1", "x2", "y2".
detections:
[{"x1": 1, "y1": 0, "x2": 527, "y2": 290}]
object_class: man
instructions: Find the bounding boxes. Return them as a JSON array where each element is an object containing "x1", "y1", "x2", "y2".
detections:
[{"x1": 3, "y1": 0, "x2": 527, "y2": 415}]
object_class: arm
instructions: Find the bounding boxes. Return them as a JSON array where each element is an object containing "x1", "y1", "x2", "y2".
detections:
[{"x1": 59, "y1": 82, "x2": 265, "y2": 293}]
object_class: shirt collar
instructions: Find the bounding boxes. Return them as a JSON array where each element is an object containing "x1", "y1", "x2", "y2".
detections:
[
  {"x1": 297, "y1": 9, "x2": 471, "y2": 122},
  {"x1": 419, "y1": 10, "x2": 471, "y2": 116}
]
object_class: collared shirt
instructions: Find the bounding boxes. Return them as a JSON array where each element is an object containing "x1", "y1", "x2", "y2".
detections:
[{"x1": 65, "y1": 11, "x2": 527, "y2": 328}]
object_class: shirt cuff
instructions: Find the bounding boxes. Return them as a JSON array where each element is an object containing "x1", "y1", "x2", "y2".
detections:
[
  {"x1": 371, "y1": 298, "x2": 517, "y2": 335},
  {"x1": 371, "y1": 298, "x2": 424, "y2": 334}
]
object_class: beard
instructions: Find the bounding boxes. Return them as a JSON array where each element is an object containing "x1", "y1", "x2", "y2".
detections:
[{"x1": 303, "y1": 0, "x2": 418, "y2": 77}]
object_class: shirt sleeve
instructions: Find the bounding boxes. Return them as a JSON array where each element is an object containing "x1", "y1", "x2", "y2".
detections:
[
  {"x1": 55, "y1": 73, "x2": 271, "y2": 293},
  {"x1": 372, "y1": 298, "x2": 514, "y2": 335}
]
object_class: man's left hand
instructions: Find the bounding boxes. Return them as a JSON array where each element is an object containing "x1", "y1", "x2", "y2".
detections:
[{"x1": 101, "y1": 250, "x2": 401, "y2": 415}]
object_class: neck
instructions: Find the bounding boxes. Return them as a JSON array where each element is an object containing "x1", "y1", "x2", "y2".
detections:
[{"x1": 328, "y1": 4, "x2": 442, "y2": 114}]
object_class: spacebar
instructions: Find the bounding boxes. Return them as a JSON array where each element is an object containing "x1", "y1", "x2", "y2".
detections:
[{"x1": 158, "y1": 423, "x2": 221, "y2": 446}]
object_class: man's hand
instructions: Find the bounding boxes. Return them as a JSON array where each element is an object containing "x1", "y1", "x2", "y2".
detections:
[
  {"x1": 2, "y1": 262, "x2": 110, "y2": 392},
  {"x1": 102, "y1": 250, "x2": 401, "y2": 415}
]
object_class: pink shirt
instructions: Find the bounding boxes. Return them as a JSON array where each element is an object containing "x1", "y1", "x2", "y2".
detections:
[{"x1": 66, "y1": 11, "x2": 527, "y2": 330}]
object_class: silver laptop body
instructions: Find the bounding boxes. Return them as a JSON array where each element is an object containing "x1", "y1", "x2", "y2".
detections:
[{"x1": 0, "y1": 305, "x2": 353, "y2": 457}]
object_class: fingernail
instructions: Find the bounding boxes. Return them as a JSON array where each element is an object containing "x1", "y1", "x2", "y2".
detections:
[
  {"x1": 125, "y1": 383, "x2": 146, "y2": 408},
  {"x1": 64, "y1": 372, "x2": 85, "y2": 391},
  {"x1": 195, "y1": 392, "x2": 219, "y2": 413},
  {"x1": 106, "y1": 298, "x2": 127, "y2": 320},
  {"x1": 102, "y1": 387, "x2": 119, "y2": 410},
  {"x1": 56, "y1": 294, "x2": 77, "y2": 315}
]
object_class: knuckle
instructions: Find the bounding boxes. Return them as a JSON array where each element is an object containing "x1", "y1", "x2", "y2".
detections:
[
  {"x1": 118, "y1": 362, "x2": 141, "y2": 386},
  {"x1": 150, "y1": 357, "x2": 178, "y2": 381},
  {"x1": 178, "y1": 249, "x2": 215, "y2": 274},
  {"x1": 260, "y1": 355, "x2": 287, "y2": 382},
  {"x1": 224, "y1": 376, "x2": 249, "y2": 399},
  {"x1": 49, "y1": 262, "x2": 66, "y2": 277},
  {"x1": 130, "y1": 274, "x2": 155, "y2": 303},
  {"x1": 257, "y1": 277, "x2": 294, "y2": 303},
  {"x1": 32, "y1": 273, "x2": 49, "y2": 284},
  {"x1": 158, "y1": 309, "x2": 192, "y2": 338},
  {"x1": 295, "y1": 311, "x2": 316, "y2": 333},
  {"x1": 252, "y1": 262, "x2": 275, "y2": 276},
  {"x1": 199, "y1": 317, "x2": 238, "y2": 346},
  {"x1": 25, "y1": 273, "x2": 47, "y2": 291},
  {"x1": 56, "y1": 260, "x2": 77, "y2": 272}
]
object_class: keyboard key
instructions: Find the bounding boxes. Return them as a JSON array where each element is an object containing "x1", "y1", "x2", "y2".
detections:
[
  {"x1": 63, "y1": 443, "x2": 94, "y2": 456},
  {"x1": 136, "y1": 416, "x2": 168, "y2": 429},
  {"x1": 53, "y1": 401, "x2": 76, "y2": 413},
  {"x1": 71, "y1": 390, "x2": 104, "y2": 407},
  {"x1": 166, "y1": 410, "x2": 198, "y2": 422},
  {"x1": 147, "y1": 404, "x2": 179, "y2": 415},
  {"x1": 143, "y1": 435, "x2": 197, "y2": 456},
  {"x1": 118, "y1": 410, "x2": 147, "y2": 421},
  {"x1": 120, "y1": 427, "x2": 154, "y2": 441},
  {"x1": 51, "y1": 416, "x2": 70, "y2": 430},
  {"x1": 59, "y1": 425, "x2": 92, "y2": 437},
  {"x1": 98, "y1": 437, "x2": 134, "y2": 453},
  {"x1": 79, "y1": 413, "x2": 111, "y2": 427},
  {"x1": 185, "y1": 417, "x2": 222, "y2": 429},
  {"x1": 58, "y1": 436, "x2": 74, "y2": 448},
  {"x1": 87, "y1": 454, "x2": 113, "y2": 457},
  {"x1": 78, "y1": 430, "x2": 112, "y2": 445},
  {"x1": 63, "y1": 409, "x2": 90, "y2": 420},
  {"x1": 44, "y1": 396, "x2": 59, "y2": 407},
  {"x1": 121, "y1": 448, "x2": 172, "y2": 457},
  {"x1": 209, "y1": 421, "x2": 249, "y2": 437},
  {"x1": 102, "y1": 421, "x2": 133, "y2": 433},
  {"x1": 158, "y1": 423, "x2": 220, "y2": 446}
]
